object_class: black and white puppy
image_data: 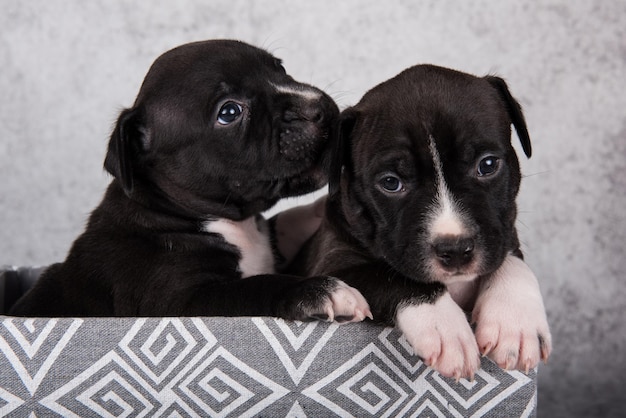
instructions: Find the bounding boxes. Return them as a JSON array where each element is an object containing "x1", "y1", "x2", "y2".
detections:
[
  {"x1": 288, "y1": 65, "x2": 552, "y2": 380},
  {"x1": 9, "y1": 40, "x2": 370, "y2": 321}
]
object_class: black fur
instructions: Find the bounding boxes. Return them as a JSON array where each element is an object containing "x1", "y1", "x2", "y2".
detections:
[
  {"x1": 10, "y1": 40, "x2": 344, "y2": 318},
  {"x1": 289, "y1": 64, "x2": 532, "y2": 325}
]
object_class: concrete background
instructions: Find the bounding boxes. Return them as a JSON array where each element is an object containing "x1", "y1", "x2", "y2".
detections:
[{"x1": 1, "y1": 1, "x2": 624, "y2": 416}]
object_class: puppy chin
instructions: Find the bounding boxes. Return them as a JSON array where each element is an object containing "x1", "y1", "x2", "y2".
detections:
[
  {"x1": 427, "y1": 258, "x2": 482, "y2": 284},
  {"x1": 280, "y1": 166, "x2": 328, "y2": 196},
  {"x1": 436, "y1": 271, "x2": 479, "y2": 284}
]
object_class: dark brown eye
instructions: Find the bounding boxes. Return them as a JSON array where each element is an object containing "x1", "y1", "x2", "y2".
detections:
[
  {"x1": 217, "y1": 102, "x2": 243, "y2": 125},
  {"x1": 274, "y1": 59, "x2": 287, "y2": 74},
  {"x1": 477, "y1": 156, "x2": 500, "y2": 177},
  {"x1": 379, "y1": 174, "x2": 404, "y2": 193}
]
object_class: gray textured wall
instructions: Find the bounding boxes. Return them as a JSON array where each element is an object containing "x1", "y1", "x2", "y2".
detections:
[{"x1": 1, "y1": 1, "x2": 624, "y2": 416}]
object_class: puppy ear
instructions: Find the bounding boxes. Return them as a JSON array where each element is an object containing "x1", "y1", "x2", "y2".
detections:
[
  {"x1": 104, "y1": 107, "x2": 146, "y2": 195},
  {"x1": 485, "y1": 76, "x2": 532, "y2": 158},
  {"x1": 329, "y1": 108, "x2": 357, "y2": 196}
]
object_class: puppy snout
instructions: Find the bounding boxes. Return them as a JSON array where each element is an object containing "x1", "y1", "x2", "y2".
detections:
[
  {"x1": 432, "y1": 236, "x2": 475, "y2": 270},
  {"x1": 277, "y1": 90, "x2": 338, "y2": 163},
  {"x1": 283, "y1": 106, "x2": 324, "y2": 124}
]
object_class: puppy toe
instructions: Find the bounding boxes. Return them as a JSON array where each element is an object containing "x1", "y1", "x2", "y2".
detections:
[
  {"x1": 411, "y1": 332, "x2": 443, "y2": 368},
  {"x1": 328, "y1": 281, "x2": 372, "y2": 323},
  {"x1": 472, "y1": 254, "x2": 552, "y2": 372},
  {"x1": 398, "y1": 293, "x2": 479, "y2": 381},
  {"x1": 475, "y1": 312, "x2": 552, "y2": 372},
  {"x1": 465, "y1": 344, "x2": 482, "y2": 380},
  {"x1": 296, "y1": 278, "x2": 370, "y2": 324},
  {"x1": 482, "y1": 326, "x2": 518, "y2": 370},
  {"x1": 429, "y1": 335, "x2": 479, "y2": 381},
  {"x1": 518, "y1": 331, "x2": 541, "y2": 373},
  {"x1": 539, "y1": 333, "x2": 553, "y2": 363},
  {"x1": 474, "y1": 321, "x2": 500, "y2": 357},
  {"x1": 435, "y1": 344, "x2": 466, "y2": 380}
]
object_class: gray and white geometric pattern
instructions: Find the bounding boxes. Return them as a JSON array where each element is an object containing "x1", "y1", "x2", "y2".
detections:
[{"x1": 0, "y1": 316, "x2": 538, "y2": 417}]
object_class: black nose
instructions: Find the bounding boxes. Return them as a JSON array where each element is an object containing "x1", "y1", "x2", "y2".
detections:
[{"x1": 432, "y1": 236, "x2": 475, "y2": 270}]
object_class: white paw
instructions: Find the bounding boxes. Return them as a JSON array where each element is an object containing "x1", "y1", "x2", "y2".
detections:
[
  {"x1": 472, "y1": 255, "x2": 552, "y2": 372},
  {"x1": 397, "y1": 292, "x2": 480, "y2": 381},
  {"x1": 319, "y1": 280, "x2": 372, "y2": 323}
]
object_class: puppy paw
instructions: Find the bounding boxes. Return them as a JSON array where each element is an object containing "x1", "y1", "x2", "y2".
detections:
[
  {"x1": 473, "y1": 255, "x2": 552, "y2": 372},
  {"x1": 281, "y1": 277, "x2": 372, "y2": 324},
  {"x1": 397, "y1": 292, "x2": 480, "y2": 381},
  {"x1": 313, "y1": 280, "x2": 372, "y2": 323}
]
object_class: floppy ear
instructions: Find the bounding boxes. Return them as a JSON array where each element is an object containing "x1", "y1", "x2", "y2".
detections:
[
  {"x1": 329, "y1": 108, "x2": 357, "y2": 197},
  {"x1": 485, "y1": 76, "x2": 532, "y2": 158},
  {"x1": 104, "y1": 107, "x2": 146, "y2": 195}
]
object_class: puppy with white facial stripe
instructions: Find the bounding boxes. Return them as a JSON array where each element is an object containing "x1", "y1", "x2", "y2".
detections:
[
  {"x1": 288, "y1": 64, "x2": 552, "y2": 380},
  {"x1": 9, "y1": 40, "x2": 370, "y2": 321}
]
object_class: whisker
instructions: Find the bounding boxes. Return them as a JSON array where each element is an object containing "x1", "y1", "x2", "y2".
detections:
[
  {"x1": 522, "y1": 170, "x2": 550, "y2": 178},
  {"x1": 222, "y1": 191, "x2": 232, "y2": 210}
]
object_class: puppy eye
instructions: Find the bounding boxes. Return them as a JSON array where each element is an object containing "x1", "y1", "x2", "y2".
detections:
[
  {"x1": 379, "y1": 174, "x2": 404, "y2": 193},
  {"x1": 274, "y1": 59, "x2": 287, "y2": 74},
  {"x1": 217, "y1": 102, "x2": 243, "y2": 125},
  {"x1": 477, "y1": 156, "x2": 500, "y2": 177}
]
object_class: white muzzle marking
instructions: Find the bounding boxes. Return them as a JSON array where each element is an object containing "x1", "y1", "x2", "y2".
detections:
[
  {"x1": 424, "y1": 135, "x2": 480, "y2": 283},
  {"x1": 271, "y1": 83, "x2": 321, "y2": 101},
  {"x1": 427, "y1": 135, "x2": 466, "y2": 238}
]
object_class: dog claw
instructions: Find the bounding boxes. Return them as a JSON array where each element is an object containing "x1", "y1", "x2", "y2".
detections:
[
  {"x1": 319, "y1": 279, "x2": 371, "y2": 324},
  {"x1": 454, "y1": 370, "x2": 462, "y2": 383},
  {"x1": 422, "y1": 353, "x2": 437, "y2": 368},
  {"x1": 354, "y1": 309, "x2": 365, "y2": 322},
  {"x1": 524, "y1": 359, "x2": 532, "y2": 374},
  {"x1": 430, "y1": 355, "x2": 438, "y2": 368},
  {"x1": 481, "y1": 343, "x2": 493, "y2": 357},
  {"x1": 504, "y1": 353, "x2": 518, "y2": 370},
  {"x1": 326, "y1": 310, "x2": 334, "y2": 322},
  {"x1": 540, "y1": 337, "x2": 551, "y2": 363}
]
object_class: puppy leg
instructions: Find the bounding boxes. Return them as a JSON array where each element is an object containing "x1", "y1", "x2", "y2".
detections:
[
  {"x1": 472, "y1": 254, "x2": 552, "y2": 372},
  {"x1": 278, "y1": 277, "x2": 372, "y2": 323},
  {"x1": 271, "y1": 196, "x2": 326, "y2": 266},
  {"x1": 397, "y1": 292, "x2": 481, "y2": 381},
  {"x1": 182, "y1": 274, "x2": 370, "y2": 324}
]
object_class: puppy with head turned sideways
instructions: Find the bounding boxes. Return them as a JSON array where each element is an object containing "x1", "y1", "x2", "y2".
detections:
[
  {"x1": 9, "y1": 40, "x2": 370, "y2": 322},
  {"x1": 288, "y1": 65, "x2": 552, "y2": 380}
]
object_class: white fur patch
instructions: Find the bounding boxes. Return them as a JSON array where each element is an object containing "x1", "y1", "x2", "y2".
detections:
[
  {"x1": 472, "y1": 254, "x2": 552, "y2": 371},
  {"x1": 272, "y1": 82, "x2": 321, "y2": 101},
  {"x1": 396, "y1": 292, "x2": 480, "y2": 380},
  {"x1": 427, "y1": 135, "x2": 466, "y2": 238},
  {"x1": 424, "y1": 135, "x2": 481, "y2": 282},
  {"x1": 203, "y1": 217, "x2": 275, "y2": 278}
]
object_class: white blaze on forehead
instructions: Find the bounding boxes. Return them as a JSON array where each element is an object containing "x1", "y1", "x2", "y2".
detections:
[
  {"x1": 202, "y1": 217, "x2": 275, "y2": 278},
  {"x1": 428, "y1": 135, "x2": 466, "y2": 238},
  {"x1": 271, "y1": 82, "x2": 321, "y2": 101}
]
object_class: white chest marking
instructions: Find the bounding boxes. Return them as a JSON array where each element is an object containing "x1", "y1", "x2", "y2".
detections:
[
  {"x1": 203, "y1": 217, "x2": 275, "y2": 278},
  {"x1": 427, "y1": 135, "x2": 466, "y2": 238}
]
